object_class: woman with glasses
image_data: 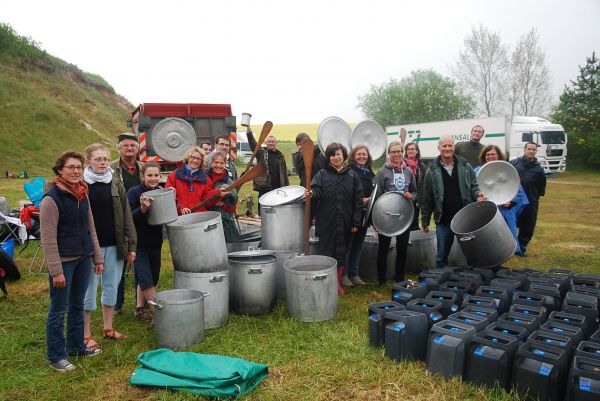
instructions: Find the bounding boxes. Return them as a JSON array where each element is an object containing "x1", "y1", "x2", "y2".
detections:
[
  {"x1": 81, "y1": 144, "x2": 137, "y2": 349},
  {"x1": 165, "y1": 146, "x2": 224, "y2": 215},
  {"x1": 40, "y1": 151, "x2": 104, "y2": 372},
  {"x1": 404, "y1": 142, "x2": 428, "y2": 231},
  {"x1": 206, "y1": 151, "x2": 239, "y2": 242},
  {"x1": 373, "y1": 141, "x2": 417, "y2": 286}
]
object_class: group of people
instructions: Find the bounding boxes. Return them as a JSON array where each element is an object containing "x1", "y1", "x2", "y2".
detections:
[
  {"x1": 302, "y1": 124, "x2": 547, "y2": 293},
  {"x1": 41, "y1": 132, "x2": 245, "y2": 372},
  {"x1": 41, "y1": 124, "x2": 547, "y2": 372}
]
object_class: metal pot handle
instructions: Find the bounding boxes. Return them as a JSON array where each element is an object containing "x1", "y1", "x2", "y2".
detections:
[
  {"x1": 248, "y1": 267, "x2": 263, "y2": 274},
  {"x1": 385, "y1": 212, "x2": 400, "y2": 217},
  {"x1": 209, "y1": 274, "x2": 227, "y2": 283},
  {"x1": 147, "y1": 300, "x2": 163, "y2": 310},
  {"x1": 247, "y1": 245, "x2": 256, "y2": 252},
  {"x1": 459, "y1": 235, "x2": 475, "y2": 242},
  {"x1": 313, "y1": 274, "x2": 328, "y2": 281},
  {"x1": 204, "y1": 223, "x2": 219, "y2": 232}
]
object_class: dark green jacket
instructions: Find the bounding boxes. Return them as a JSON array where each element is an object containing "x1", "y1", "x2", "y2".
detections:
[
  {"x1": 109, "y1": 178, "x2": 137, "y2": 259},
  {"x1": 420, "y1": 155, "x2": 480, "y2": 227}
]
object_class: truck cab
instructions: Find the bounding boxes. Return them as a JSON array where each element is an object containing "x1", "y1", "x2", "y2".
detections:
[{"x1": 509, "y1": 117, "x2": 567, "y2": 174}]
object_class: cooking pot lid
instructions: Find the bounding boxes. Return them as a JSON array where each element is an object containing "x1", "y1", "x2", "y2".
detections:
[
  {"x1": 371, "y1": 191, "x2": 414, "y2": 237},
  {"x1": 317, "y1": 116, "x2": 352, "y2": 154},
  {"x1": 351, "y1": 120, "x2": 387, "y2": 160},
  {"x1": 228, "y1": 249, "x2": 277, "y2": 264},
  {"x1": 150, "y1": 117, "x2": 198, "y2": 162},
  {"x1": 362, "y1": 183, "x2": 378, "y2": 228},
  {"x1": 477, "y1": 161, "x2": 520, "y2": 205},
  {"x1": 259, "y1": 185, "x2": 305, "y2": 206}
]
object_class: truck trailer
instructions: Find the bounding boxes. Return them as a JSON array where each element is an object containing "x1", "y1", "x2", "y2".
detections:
[
  {"x1": 386, "y1": 116, "x2": 567, "y2": 174},
  {"x1": 129, "y1": 103, "x2": 237, "y2": 177}
]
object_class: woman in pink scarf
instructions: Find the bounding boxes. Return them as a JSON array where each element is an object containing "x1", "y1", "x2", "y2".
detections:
[{"x1": 404, "y1": 142, "x2": 428, "y2": 231}]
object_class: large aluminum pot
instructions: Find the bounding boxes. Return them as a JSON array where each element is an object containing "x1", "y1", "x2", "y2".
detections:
[
  {"x1": 261, "y1": 202, "x2": 304, "y2": 251},
  {"x1": 284, "y1": 255, "x2": 338, "y2": 322},
  {"x1": 450, "y1": 201, "x2": 517, "y2": 268},
  {"x1": 173, "y1": 270, "x2": 229, "y2": 329},
  {"x1": 406, "y1": 230, "x2": 437, "y2": 274},
  {"x1": 144, "y1": 188, "x2": 178, "y2": 226},
  {"x1": 226, "y1": 223, "x2": 261, "y2": 253},
  {"x1": 167, "y1": 212, "x2": 228, "y2": 272},
  {"x1": 358, "y1": 230, "x2": 395, "y2": 281},
  {"x1": 228, "y1": 249, "x2": 278, "y2": 315},
  {"x1": 149, "y1": 289, "x2": 207, "y2": 349},
  {"x1": 271, "y1": 249, "x2": 303, "y2": 298}
]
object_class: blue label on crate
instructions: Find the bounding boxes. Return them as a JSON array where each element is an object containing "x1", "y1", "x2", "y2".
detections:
[
  {"x1": 513, "y1": 319, "x2": 521, "y2": 323},
  {"x1": 563, "y1": 318, "x2": 570, "y2": 322},
  {"x1": 450, "y1": 327, "x2": 459, "y2": 332},
  {"x1": 476, "y1": 311, "x2": 485, "y2": 316},
  {"x1": 502, "y1": 329, "x2": 509, "y2": 334},
  {"x1": 533, "y1": 349, "x2": 545, "y2": 356},
  {"x1": 421, "y1": 303, "x2": 429, "y2": 307},
  {"x1": 492, "y1": 337, "x2": 498, "y2": 343},
  {"x1": 476, "y1": 301, "x2": 482, "y2": 304},
  {"x1": 451, "y1": 306, "x2": 458, "y2": 312},
  {"x1": 465, "y1": 318, "x2": 473, "y2": 323},
  {"x1": 369, "y1": 313, "x2": 378, "y2": 321},
  {"x1": 523, "y1": 310, "x2": 530, "y2": 314},
  {"x1": 526, "y1": 297, "x2": 533, "y2": 300},
  {"x1": 434, "y1": 335, "x2": 444, "y2": 344},
  {"x1": 393, "y1": 292, "x2": 400, "y2": 299},
  {"x1": 393, "y1": 324, "x2": 404, "y2": 332},
  {"x1": 595, "y1": 350, "x2": 600, "y2": 355},
  {"x1": 430, "y1": 313, "x2": 440, "y2": 321},
  {"x1": 438, "y1": 296, "x2": 444, "y2": 300},
  {"x1": 580, "y1": 377, "x2": 592, "y2": 392},
  {"x1": 553, "y1": 327, "x2": 564, "y2": 333},
  {"x1": 474, "y1": 346, "x2": 486, "y2": 356},
  {"x1": 539, "y1": 363, "x2": 552, "y2": 376}
]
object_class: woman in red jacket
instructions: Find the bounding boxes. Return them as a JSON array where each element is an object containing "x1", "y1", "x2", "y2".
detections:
[{"x1": 165, "y1": 146, "x2": 223, "y2": 214}]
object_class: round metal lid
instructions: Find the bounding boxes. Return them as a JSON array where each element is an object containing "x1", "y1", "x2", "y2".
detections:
[
  {"x1": 362, "y1": 183, "x2": 378, "y2": 228},
  {"x1": 477, "y1": 161, "x2": 520, "y2": 205},
  {"x1": 150, "y1": 117, "x2": 197, "y2": 162},
  {"x1": 317, "y1": 116, "x2": 352, "y2": 154},
  {"x1": 228, "y1": 249, "x2": 277, "y2": 264},
  {"x1": 371, "y1": 191, "x2": 415, "y2": 237},
  {"x1": 351, "y1": 120, "x2": 387, "y2": 160},
  {"x1": 259, "y1": 185, "x2": 305, "y2": 207}
]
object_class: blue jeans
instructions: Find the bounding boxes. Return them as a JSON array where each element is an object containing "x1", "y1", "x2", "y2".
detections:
[
  {"x1": 46, "y1": 256, "x2": 92, "y2": 362},
  {"x1": 435, "y1": 224, "x2": 454, "y2": 269},
  {"x1": 347, "y1": 226, "x2": 368, "y2": 277}
]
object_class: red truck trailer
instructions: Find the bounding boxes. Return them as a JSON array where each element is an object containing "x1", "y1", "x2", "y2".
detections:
[{"x1": 129, "y1": 103, "x2": 238, "y2": 175}]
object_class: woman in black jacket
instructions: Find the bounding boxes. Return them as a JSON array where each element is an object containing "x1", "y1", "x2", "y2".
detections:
[
  {"x1": 308, "y1": 143, "x2": 363, "y2": 295},
  {"x1": 344, "y1": 145, "x2": 375, "y2": 288}
]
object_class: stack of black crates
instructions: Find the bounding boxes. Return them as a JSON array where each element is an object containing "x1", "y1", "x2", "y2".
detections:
[{"x1": 368, "y1": 267, "x2": 600, "y2": 401}]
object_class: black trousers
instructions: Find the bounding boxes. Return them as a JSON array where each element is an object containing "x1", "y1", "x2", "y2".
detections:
[
  {"x1": 517, "y1": 200, "x2": 539, "y2": 251},
  {"x1": 377, "y1": 230, "x2": 410, "y2": 283}
]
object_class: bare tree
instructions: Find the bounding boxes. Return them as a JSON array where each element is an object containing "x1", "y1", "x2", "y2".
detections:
[
  {"x1": 454, "y1": 25, "x2": 509, "y2": 116},
  {"x1": 508, "y1": 28, "x2": 552, "y2": 116}
]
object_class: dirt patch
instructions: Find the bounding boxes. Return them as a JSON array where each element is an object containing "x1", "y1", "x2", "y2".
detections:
[{"x1": 558, "y1": 243, "x2": 597, "y2": 250}]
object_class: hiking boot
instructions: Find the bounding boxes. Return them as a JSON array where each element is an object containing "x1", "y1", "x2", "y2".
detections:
[
  {"x1": 68, "y1": 347, "x2": 102, "y2": 358},
  {"x1": 135, "y1": 307, "x2": 152, "y2": 321},
  {"x1": 350, "y1": 276, "x2": 366, "y2": 286},
  {"x1": 340, "y1": 275, "x2": 354, "y2": 287},
  {"x1": 49, "y1": 359, "x2": 76, "y2": 372}
]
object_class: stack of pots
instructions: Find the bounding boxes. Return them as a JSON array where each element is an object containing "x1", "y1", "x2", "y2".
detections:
[
  {"x1": 260, "y1": 186, "x2": 305, "y2": 298},
  {"x1": 167, "y1": 211, "x2": 229, "y2": 329}
]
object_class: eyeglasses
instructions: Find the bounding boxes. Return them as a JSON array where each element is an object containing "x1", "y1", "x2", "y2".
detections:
[
  {"x1": 63, "y1": 165, "x2": 83, "y2": 171},
  {"x1": 189, "y1": 156, "x2": 202, "y2": 161},
  {"x1": 389, "y1": 150, "x2": 403, "y2": 155},
  {"x1": 91, "y1": 157, "x2": 109, "y2": 163}
]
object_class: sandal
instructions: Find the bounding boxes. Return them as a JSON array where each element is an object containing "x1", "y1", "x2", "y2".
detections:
[
  {"x1": 83, "y1": 336, "x2": 102, "y2": 350},
  {"x1": 102, "y1": 328, "x2": 127, "y2": 340}
]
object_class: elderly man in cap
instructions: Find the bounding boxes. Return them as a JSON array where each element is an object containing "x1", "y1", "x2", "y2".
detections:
[{"x1": 110, "y1": 132, "x2": 144, "y2": 315}]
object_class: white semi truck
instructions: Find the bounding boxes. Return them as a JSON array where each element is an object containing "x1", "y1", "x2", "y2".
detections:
[{"x1": 386, "y1": 116, "x2": 567, "y2": 174}]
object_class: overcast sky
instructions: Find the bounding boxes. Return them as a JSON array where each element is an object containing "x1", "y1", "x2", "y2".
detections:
[{"x1": 2, "y1": 0, "x2": 599, "y2": 124}]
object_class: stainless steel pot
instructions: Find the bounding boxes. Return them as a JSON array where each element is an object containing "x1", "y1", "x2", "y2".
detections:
[
  {"x1": 406, "y1": 230, "x2": 437, "y2": 273},
  {"x1": 148, "y1": 289, "x2": 207, "y2": 349},
  {"x1": 260, "y1": 202, "x2": 304, "y2": 251},
  {"x1": 173, "y1": 270, "x2": 229, "y2": 329},
  {"x1": 358, "y1": 230, "x2": 396, "y2": 281},
  {"x1": 144, "y1": 188, "x2": 178, "y2": 226},
  {"x1": 284, "y1": 255, "x2": 338, "y2": 322},
  {"x1": 271, "y1": 249, "x2": 303, "y2": 298},
  {"x1": 228, "y1": 249, "x2": 278, "y2": 315},
  {"x1": 167, "y1": 211, "x2": 228, "y2": 272},
  {"x1": 450, "y1": 201, "x2": 517, "y2": 268}
]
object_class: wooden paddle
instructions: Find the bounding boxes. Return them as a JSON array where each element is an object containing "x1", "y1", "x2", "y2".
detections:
[
  {"x1": 300, "y1": 138, "x2": 314, "y2": 255},
  {"x1": 400, "y1": 128, "x2": 407, "y2": 145},
  {"x1": 190, "y1": 163, "x2": 266, "y2": 212},
  {"x1": 244, "y1": 121, "x2": 273, "y2": 173}
]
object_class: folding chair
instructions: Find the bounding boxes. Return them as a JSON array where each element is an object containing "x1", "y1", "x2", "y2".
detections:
[{"x1": 0, "y1": 211, "x2": 24, "y2": 244}]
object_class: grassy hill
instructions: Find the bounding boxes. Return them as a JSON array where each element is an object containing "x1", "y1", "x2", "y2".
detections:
[{"x1": 0, "y1": 23, "x2": 133, "y2": 177}]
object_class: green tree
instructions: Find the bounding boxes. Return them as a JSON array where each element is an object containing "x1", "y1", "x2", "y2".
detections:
[
  {"x1": 552, "y1": 52, "x2": 600, "y2": 167},
  {"x1": 357, "y1": 69, "x2": 473, "y2": 126}
]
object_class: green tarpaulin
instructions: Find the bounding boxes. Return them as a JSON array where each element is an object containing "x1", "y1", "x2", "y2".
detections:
[{"x1": 129, "y1": 349, "x2": 269, "y2": 398}]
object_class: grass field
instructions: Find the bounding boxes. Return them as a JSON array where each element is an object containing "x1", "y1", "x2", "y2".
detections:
[{"x1": 1, "y1": 167, "x2": 599, "y2": 401}]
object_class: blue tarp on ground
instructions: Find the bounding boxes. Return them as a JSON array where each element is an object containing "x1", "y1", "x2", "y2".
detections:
[{"x1": 129, "y1": 348, "x2": 269, "y2": 398}]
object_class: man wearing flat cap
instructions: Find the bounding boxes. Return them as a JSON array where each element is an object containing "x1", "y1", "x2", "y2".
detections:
[{"x1": 110, "y1": 132, "x2": 144, "y2": 315}]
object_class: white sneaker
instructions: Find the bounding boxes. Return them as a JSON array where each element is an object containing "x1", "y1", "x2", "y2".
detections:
[
  {"x1": 340, "y1": 275, "x2": 354, "y2": 287},
  {"x1": 49, "y1": 359, "x2": 76, "y2": 372}
]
